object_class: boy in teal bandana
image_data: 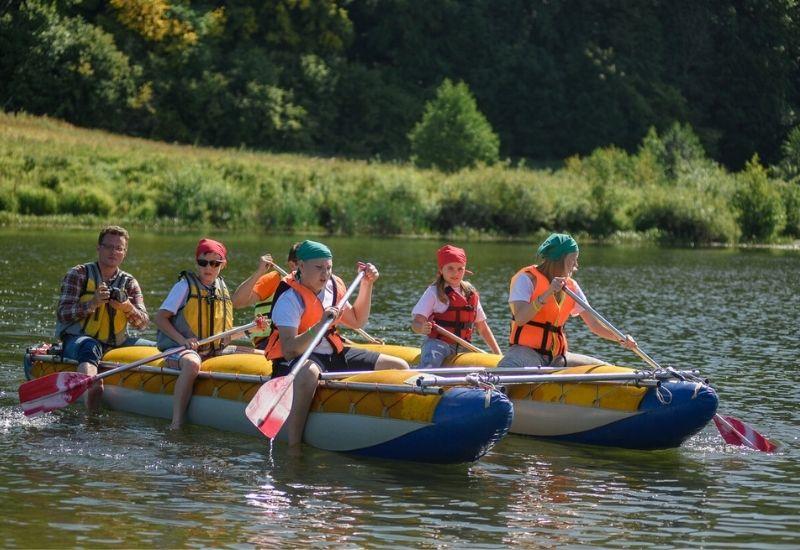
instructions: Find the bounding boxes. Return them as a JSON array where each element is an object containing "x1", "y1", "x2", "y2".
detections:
[{"x1": 266, "y1": 240, "x2": 409, "y2": 451}]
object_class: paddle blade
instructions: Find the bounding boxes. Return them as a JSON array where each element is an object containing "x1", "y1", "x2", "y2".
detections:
[
  {"x1": 18, "y1": 372, "x2": 92, "y2": 416},
  {"x1": 713, "y1": 414, "x2": 777, "y2": 452},
  {"x1": 245, "y1": 376, "x2": 294, "y2": 439}
]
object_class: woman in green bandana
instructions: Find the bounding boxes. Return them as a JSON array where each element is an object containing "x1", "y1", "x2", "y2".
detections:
[
  {"x1": 264, "y1": 240, "x2": 409, "y2": 449},
  {"x1": 498, "y1": 233, "x2": 636, "y2": 369}
]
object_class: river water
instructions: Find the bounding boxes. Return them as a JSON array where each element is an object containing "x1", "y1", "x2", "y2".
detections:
[{"x1": 0, "y1": 228, "x2": 797, "y2": 547}]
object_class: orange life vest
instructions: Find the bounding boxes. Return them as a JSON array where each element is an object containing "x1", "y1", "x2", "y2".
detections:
[
  {"x1": 508, "y1": 265, "x2": 578, "y2": 357},
  {"x1": 431, "y1": 286, "x2": 478, "y2": 342},
  {"x1": 264, "y1": 274, "x2": 346, "y2": 360}
]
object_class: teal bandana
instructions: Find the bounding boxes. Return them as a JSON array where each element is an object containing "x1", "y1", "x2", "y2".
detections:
[
  {"x1": 537, "y1": 233, "x2": 579, "y2": 261},
  {"x1": 295, "y1": 240, "x2": 332, "y2": 261}
]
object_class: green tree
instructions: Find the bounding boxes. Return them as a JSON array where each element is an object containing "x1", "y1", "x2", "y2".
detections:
[
  {"x1": 732, "y1": 156, "x2": 785, "y2": 241},
  {"x1": 0, "y1": 2, "x2": 140, "y2": 129},
  {"x1": 409, "y1": 79, "x2": 499, "y2": 172},
  {"x1": 639, "y1": 123, "x2": 709, "y2": 181},
  {"x1": 774, "y1": 125, "x2": 800, "y2": 182}
]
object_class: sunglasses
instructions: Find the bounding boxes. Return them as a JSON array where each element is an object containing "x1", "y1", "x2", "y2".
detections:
[{"x1": 197, "y1": 259, "x2": 224, "y2": 268}]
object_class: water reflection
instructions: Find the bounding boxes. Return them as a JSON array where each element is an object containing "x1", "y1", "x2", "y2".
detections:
[{"x1": 0, "y1": 229, "x2": 798, "y2": 547}]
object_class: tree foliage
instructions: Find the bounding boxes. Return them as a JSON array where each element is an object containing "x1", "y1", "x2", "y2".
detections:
[
  {"x1": 733, "y1": 156, "x2": 786, "y2": 241},
  {"x1": 1, "y1": 0, "x2": 799, "y2": 169},
  {"x1": 409, "y1": 79, "x2": 499, "y2": 172}
]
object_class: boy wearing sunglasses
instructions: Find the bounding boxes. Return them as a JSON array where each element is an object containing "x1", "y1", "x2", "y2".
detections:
[{"x1": 155, "y1": 238, "x2": 233, "y2": 429}]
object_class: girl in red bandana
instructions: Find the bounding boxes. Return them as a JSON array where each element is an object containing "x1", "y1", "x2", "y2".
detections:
[{"x1": 411, "y1": 245, "x2": 501, "y2": 367}]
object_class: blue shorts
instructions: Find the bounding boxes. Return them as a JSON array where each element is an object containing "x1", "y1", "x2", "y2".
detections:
[
  {"x1": 62, "y1": 335, "x2": 156, "y2": 366},
  {"x1": 419, "y1": 338, "x2": 458, "y2": 369}
]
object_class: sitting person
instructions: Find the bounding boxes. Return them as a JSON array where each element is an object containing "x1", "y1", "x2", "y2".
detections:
[
  {"x1": 264, "y1": 240, "x2": 409, "y2": 450},
  {"x1": 55, "y1": 225, "x2": 154, "y2": 411},
  {"x1": 411, "y1": 244, "x2": 501, "y2": 367},
  {"x1": 231, "y1": 242, "x2": 300, "y2": 349},
  {"x1": 155, "y1": 238, "x2": 233, "y2": 429},
  {"x1": 498, "y1": 233, "x2": 636, "y2": 369}
]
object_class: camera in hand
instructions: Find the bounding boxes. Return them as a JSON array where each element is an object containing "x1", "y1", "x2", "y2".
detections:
[{"x1": 109, "y1": 287, "x2": 128, "y2": 303}]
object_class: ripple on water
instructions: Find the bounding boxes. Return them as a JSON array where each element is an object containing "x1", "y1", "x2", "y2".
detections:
[{"x1": 1, "y1": 233, "x2": 799, "y2": 547}]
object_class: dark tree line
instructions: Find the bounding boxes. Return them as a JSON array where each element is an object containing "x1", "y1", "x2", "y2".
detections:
[{"x1": 2, "y1": 0, "x2": 798, "y2": 169}]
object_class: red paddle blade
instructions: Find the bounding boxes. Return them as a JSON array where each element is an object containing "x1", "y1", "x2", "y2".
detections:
[
  {"x1": 245, "y1": 376, "x2": 294, "y2": 439},
  {"x1": 18, "y1": 371, "x2": 92, "y2": 417},
  {"x1": 713, "y1": 414, "x2": 777, "y2": 452}
]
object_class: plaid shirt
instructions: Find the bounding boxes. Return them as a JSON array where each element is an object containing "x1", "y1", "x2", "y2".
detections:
[{"x1": 56, "y1": 264, "x2": 149, "y2": 330}]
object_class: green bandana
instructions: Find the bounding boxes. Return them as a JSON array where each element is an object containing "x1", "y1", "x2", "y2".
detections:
[
  {"x1": 295, "y1": 240, "x2": 332, "y2": 261},
  {"x1": 537, "y1": 233, "x2": 579, "y2": 261}
]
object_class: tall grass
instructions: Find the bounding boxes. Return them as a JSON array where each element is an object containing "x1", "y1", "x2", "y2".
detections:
[{"x1": 1, "y1": 112, "x2": 797, "y2": 244}]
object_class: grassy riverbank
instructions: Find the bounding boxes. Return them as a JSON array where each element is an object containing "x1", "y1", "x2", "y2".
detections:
[{"x1": 1, "y1": 112, "x2": 798, "y2": 244}]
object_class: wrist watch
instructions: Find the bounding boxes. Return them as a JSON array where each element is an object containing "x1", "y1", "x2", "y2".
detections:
[{"x1": 536, "y1": 295, "x2": 546, "y2": 306}]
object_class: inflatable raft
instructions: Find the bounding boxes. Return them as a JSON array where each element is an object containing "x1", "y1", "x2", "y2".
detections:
[
  {"x1": 23, "y1": 346, "x2": 513, "y2": 464},
  {"x1": 350, "y1": 344, "x2": 719, "y2": 450}
]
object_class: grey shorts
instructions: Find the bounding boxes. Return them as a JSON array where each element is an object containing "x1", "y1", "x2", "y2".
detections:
[{"x1": 497, "y1": 345, "x2": 605, "y2": 369}]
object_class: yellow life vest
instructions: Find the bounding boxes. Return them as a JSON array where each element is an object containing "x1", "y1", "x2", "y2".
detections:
[
  {"x1": 56, "y1": 262, "x2": 130, "y2": 346},
  {"x1": 157, "y1": 271, "x2": 233, "y2": 354}
]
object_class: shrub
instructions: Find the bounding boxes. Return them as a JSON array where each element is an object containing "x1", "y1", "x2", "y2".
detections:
[
  {"x1": 435, "y1": 168, "x2": 554, "y2": 235},
  {"x1": 774, "y1": 125, "x2": 800, "y2": 181},
  {"x1": 59, "y1": 186, "x2": 114, "y2": 216},
  {"x1": 777, "y1": 180, "x2": 800, "y2": 237},
  {"x1": 0, "y1": 183, "x2": 18, "y2": 212},
  {"x1": 633, "y1": 187, "x2": 739, "y2": 243},
  {"x1": 564, "y1": 147, "x2": 636, "y2": 187},
  {"x1": 360, "y1": 172, "x2": 435, "y2": 235},
  {"x1": 39, "y1": 173, "x2": 60, "y2": 190},
  {"x1": 587, "y1": 181, "x2": 631, "y2": 236},
  {"x1": 552, "y1": 183, "x2": 595, "y2": 233},
  {"x1": 732, "y1": 156, "x2": 785, "y2": 241},
  {"x1": 256, "y1": 171, "x2": 317, "y2": 231},
  {"x1": 17, "y1": 186, "x2": 58, "y2": 215},
  {"x1": 409, "y1": 79, "x2": 499, "y2": 172},
  {"x1": 639, "y1": 123, "x2": 709, "y2": 181}
]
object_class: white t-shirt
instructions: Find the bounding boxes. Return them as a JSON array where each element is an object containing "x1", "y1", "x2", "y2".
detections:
[
  {"x1": 508, "y1": 275, "x2": 586, "y2": 317},
  {"x1": 271, "y1": 278, "x2": 352, "y2": 355},
  {"x1": 159, "y1": 279, "x2": 190, "y2": 313},
  {"x1": 412, "y1": 285, "x2": 487, "y2": 323}
]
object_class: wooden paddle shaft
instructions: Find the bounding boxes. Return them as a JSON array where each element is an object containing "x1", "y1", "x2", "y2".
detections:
[
  {"x1": 431, "y1": 323, "x2": 487, "y2": 354},
  {"x1": 271, "y1": 262, "x2": 382, "y2": 345},
  {"x1": 95, "y1": 319, "x2": 259, "y2": 381},
  {"x1": 561, "y1": 286, "x2": 662, "y2": 371},
  {"x1": 287, "y1": 270, "x2": 366, "y2": 378},
  {"x1": 560, "y1": 285, "x2": 771, "y2": 450}
]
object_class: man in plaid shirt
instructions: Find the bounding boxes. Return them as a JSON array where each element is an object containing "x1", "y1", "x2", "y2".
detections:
[{"x1": 55, "y1": 226, "x2": 154, "y2": 410}]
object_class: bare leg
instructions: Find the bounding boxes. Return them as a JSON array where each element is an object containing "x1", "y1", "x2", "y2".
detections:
[
  {"x1": 286, "y1": 361, "x2": 321, "y2": 449},
  {"x1": 374, "y1": 354, "x2": 409, "y2": 370},
  {"x1": 170, "y1": 353, "x2": 201, "y2": 429},
  {"x1": 77, "y1": 362, "x2": 102, "y2": 411}
]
